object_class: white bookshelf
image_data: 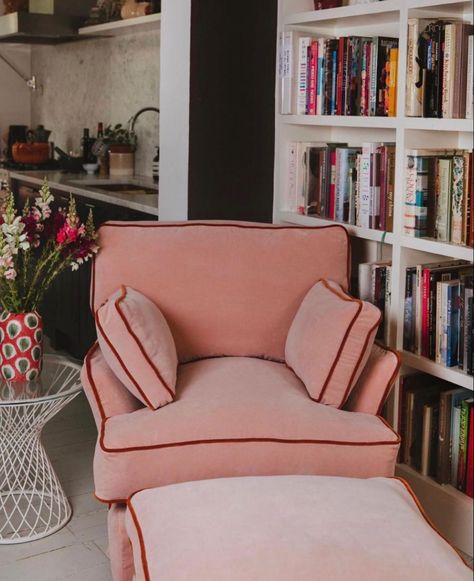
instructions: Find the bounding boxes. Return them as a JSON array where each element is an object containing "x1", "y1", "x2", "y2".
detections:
[{"x1": 275, "y1": 0, "x2": 473, "y2": 556}]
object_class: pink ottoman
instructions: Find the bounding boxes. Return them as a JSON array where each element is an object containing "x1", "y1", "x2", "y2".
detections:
[{"x1": 123, "y1": 476, "x2": 471, "y2": 581}]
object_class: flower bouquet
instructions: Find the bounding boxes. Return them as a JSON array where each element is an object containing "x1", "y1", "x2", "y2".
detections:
[{"x1": 0, "y1": 179, "x2": 99, "y2": 381}]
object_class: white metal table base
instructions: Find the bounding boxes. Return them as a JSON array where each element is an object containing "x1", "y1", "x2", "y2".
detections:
[{"x1": 0, "y1": 394, "x2": 77, "y2": 544}]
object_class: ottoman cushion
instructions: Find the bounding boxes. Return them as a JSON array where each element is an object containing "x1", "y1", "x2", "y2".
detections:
[{"x1": 125, "y1": 475, "x2": 470, "y2": 581}]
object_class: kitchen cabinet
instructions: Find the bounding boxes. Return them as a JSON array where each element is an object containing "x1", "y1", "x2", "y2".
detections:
[{"x1": 15, "y1": 181, "x2": 151, "y2": 359}]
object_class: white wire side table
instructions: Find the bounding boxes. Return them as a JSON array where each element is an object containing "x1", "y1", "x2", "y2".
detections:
[{"x1": 0, "y1": 355, "x2": 82, "y2": 544}]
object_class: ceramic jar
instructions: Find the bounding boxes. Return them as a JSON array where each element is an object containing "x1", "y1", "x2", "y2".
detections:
[{"x1": 109, "y1": 146, "x2": 135, "y2": 177}]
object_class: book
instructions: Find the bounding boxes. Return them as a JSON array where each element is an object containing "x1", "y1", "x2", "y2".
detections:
[
  {"x1": 421, "y1": 402, "x2": 439, "y2": 476},
  {"x1": 451, "y1": 155, "x2": 465, "y2": 244},
  {"x1": 435, "y1": 157, "x2": 453, "y2": 242},
  {"x1": 466, "y1": 34, "x2": 473, "y2": 120},
  {"x1": 450, "y1": 402, "x2": 462, "y2": 484},
  {"x1": 297, "y1": 37, "x2": 313, "y2": 115},
  {"x1": 406, "y1": 19, "x2": 433, "y2": 117},
  {"x1": 466, "y1": 404, "x2": 474, "y2": 497},
  {"x1": 437, "y1": 387, "x2": 471, "y2": 484},
  {"x1": 457, "y1": 398, "x2": 473, "y2": 490}
]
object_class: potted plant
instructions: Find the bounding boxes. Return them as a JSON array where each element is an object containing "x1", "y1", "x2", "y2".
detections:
[
  {"x1": 104, "y1": 123, "x2": 137, "y2": 177},
  {"x1": 0, "y1": 180, "x2": 99, "y2": 382}
]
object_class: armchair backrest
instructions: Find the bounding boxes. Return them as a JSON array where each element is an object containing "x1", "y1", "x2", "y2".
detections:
[{"x1": 92, "y1": 221, "x2": 350, "y2": 363}]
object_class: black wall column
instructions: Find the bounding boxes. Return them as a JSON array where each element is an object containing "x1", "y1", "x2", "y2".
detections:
[{"x1": 188, "y1": 0, "x2": 277, "y2": 222}]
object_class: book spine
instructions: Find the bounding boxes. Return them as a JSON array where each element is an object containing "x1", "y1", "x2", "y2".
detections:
[
  {"x1": 388, "y1": 47, "x2": 398, "y2": 117},
  {"x1": 369, "y1": 147, "x2": 381, "y2": 229},
  {"x1": 463, "y1": 287, "x2": 473, "y2": 372},
  {"x1": 386, "y1": 146, "x2": 395, "y2": 231},
  {"x1": 462, "y1": 152, "x2": 470, "y2": 244},
  {"x1": 369, "y1": 37, "x2": 378, "y2": 116},
  {"x1": 421, "y1": 268, "x2": 431, "y2": 358},
  {"x1": 281, "y1": 32, "x2": 293, "y2": 114},
  {"x1": 331, "y1": 46, "x2": 338, "y2": 115},
  {"x1": 297, "y1": 37, "x2": 312, "y2": 115},
  {"x1": 384, "y1": 264, "x2": 392, "y2": 345},
  {"x1": 436, "y1": 281, "x2": 444, "y2": 364},
  {"x1": 466, "y1": 406, "x2": 474, "y2": 497},
  {"x1": 286, "y1": 142, "x2": 298, "y2": 212},
  {"x1": 415, "y1": 265, "x2": 423, "y2": 355},
  {"x1": 406, "y1": 20, "x2": 421, "y2": 116},
  {"x1": 451, "y1": 155, "x2": 464, "y2": 244},
  {"x1": 457, "y1": 400, "x2": 470, "y2": 490},
  {"x1": 421, "y1": 404, "x2": 433, "y2": 476},
  {"x1": 328, "y1": 148, "x2": 337, "y2": 219},
  {"x1": 435, "y1": 158, "x2": 452, "y2": 242},
  {"x1": 316, "y1": 38, "x2": 325, "y2": 116},
  {"x1": 403, "y1": 267, "x2": 415, "y2": 351},
  {"x1": 436, "y1": 392, "x2": 451, "y2": 484},
  {"x1": 379, "y1": 145, "x2": 387, "y2": 230},
  {"x1": 359, "y1": 144, "x2": 371, "y2": 228},
  {"x1": 308, "y1": 41, "x2": 318, "y2": 116},
  {"x1": 335, "y1": 148, "x2": 349, "y2": 222},
  {"x1": 442, "y1": 24, "x2": 453, "y2": 118},
  {"x1": 466, "y1": 35, "x2": 474, "y2": 120},
  {"x1": 451, "y1": 404, "x2": 462, "y2": 485},
  {"x1": 336, "y1": 36, "x2": 345, "y2": 115}
]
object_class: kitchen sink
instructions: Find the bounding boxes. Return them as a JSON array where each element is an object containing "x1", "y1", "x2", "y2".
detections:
[
  {"x1": 89, "y1": 183, "x2": 157, "y2": 195},
  {"x1": 69, "y1": 179, "x2": 158, "y2": 196}
]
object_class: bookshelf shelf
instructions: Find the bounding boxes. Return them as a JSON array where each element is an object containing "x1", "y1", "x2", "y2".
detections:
[
  {"x1": 401, "y1": 351, "x2": 474, "y2": 390},
  {"x1": 403, "y1": 117, "x2": 473, "y2": 132},
  {"x1": 284, "y1": 1, "x2": 400, "y2": 26},
  {"x1": 282, "y1": 115, "x2": 398, "y2": 129},
  {"x1": 400, "y1": 236, "x2": 474, "y2": 261},
  {"x1": 279, "y1": 211, "x2": 395, "y2": 243},
  {"x1": 275, "y1": 0, "x2": 473, "y2": 556},
  {"x1": 396, "y1": 463, "x2": 473, "y2": 553}
]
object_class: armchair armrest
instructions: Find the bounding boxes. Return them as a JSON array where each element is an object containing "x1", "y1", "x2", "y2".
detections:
[
  {"x1": 344, "y1": 343, "x2": 401, "y2": 415},
  {"x1": 81, "y1": 342, "x2": 143, "y2": 428}
]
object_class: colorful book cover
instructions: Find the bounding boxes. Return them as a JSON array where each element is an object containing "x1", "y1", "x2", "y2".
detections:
[
  {"x1": 457, "y1": 398, "x2": 473, "y2": 490},
  {"x1": 450, "y1": 155, "x2": 465, "y2": 244}
]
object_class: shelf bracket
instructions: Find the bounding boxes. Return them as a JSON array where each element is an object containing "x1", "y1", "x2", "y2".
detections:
[{"x1": 0, "y1": 51, "x2": 38, "y2": 91}]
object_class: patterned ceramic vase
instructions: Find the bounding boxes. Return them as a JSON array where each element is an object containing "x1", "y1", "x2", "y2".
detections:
[{"x1": 0, "y1": 312, "x2": 43, "y2": 382}]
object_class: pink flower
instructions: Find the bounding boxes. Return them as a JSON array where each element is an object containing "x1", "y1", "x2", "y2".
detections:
[{"x1": 5, "y1": 268, "x2": 17, "y2": 280}]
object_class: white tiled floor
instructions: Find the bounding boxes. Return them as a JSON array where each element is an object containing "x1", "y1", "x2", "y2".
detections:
[{"x1": 0, "y1": 393, "x2": 112, "y2": 581}]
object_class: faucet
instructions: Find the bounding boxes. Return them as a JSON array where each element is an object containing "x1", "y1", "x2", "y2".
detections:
[{"x1": 128, "y1": 107, "x2": 160, "y2": 134}]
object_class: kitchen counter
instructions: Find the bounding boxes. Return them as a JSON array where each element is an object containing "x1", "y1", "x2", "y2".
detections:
[{"x1": 8, "y1": 170, "x2": 159, "y2": 217}]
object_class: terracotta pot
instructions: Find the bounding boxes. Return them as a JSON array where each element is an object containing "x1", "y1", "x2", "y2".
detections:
[
  {"x1": 121, "y1": 0, "x2": 151, "y2": 20},
  {"x1": 12, "y1": 142, "x2": 50, "y2": 165},
  {"x1": 0, "y1": 311, "x2": 43, "y2": 382}
]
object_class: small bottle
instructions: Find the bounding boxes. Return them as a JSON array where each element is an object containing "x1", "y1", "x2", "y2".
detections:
[
  {"x1": 81, "y1": 128, "x2": 91, "y2": 163},
  {"x1": 97, "y1": 122, "x2": 104, "y2": 139},
  {"x1": 152, "y1": 146, "x2": 159, "y2": 182}
]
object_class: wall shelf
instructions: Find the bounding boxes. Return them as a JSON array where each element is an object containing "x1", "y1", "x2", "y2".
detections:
[
  {"x1": 401, "y1": 351, "x2": 474, "y2": 391},
  {"x1": 78, "y1": 13, "x2": 161, "y2": 37},
  {"x1": 281, "y1": 115, "x2": 398, "y2": 129}
]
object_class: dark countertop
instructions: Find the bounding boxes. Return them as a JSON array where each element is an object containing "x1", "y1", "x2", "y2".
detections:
[{"x1": 9, "y1": 170, "x2": 159, "y2": 217}]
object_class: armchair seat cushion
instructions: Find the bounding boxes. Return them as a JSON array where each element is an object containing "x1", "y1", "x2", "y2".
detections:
[{"x1": 91, "y1": 357, "x2": 400, "y2": 502}]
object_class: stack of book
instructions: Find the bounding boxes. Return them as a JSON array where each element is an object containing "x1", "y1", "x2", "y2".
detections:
[
  {"x1": 406, "y1": 19, "x2": 474, "y2": 119},
  {"x1": 399, "y1": 373, "x2": 473, "y2": 496},
  {"x1": 358, "y1": 261, "x2": 391, "y2": 344},
  {"x1": 403, "y1": 260, "x2": 473, "y2": 374},
  {"x1": 279, "y1": 32, "x2": 399, "y2": 116},
  {"x1": 403, "y1": 149, "x2": 473, "y2": 246},
  {"x1": 286, "y1": 141, "x2": 395, "y2": 231}
]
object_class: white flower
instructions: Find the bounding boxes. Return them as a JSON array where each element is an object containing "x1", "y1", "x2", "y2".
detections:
[{"x1": 71, "y1": 262, "x2": 79, "y2": 271}]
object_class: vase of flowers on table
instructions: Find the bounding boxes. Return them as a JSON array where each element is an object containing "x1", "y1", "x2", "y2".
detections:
[{"x1": 0, "y1": 180, "x2": 99, "y2": 382}]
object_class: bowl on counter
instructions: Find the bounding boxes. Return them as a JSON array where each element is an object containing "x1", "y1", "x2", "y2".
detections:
[
  {"x1": 82, "y1": 163, "x2": 99, "y2": 175},
  {"x1": 12, "y1": 142, "x2": 50, "y2": 165}
]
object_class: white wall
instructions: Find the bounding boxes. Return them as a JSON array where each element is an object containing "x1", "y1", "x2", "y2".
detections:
[
  {"x1": 158, "y1": 0, "x2": 191, "y2": 220},
  {"x1": 0, "y1": 45, "x2": 32, "y2": 159}
]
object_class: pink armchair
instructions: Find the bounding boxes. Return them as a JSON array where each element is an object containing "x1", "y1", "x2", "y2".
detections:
[{"x1": 82, "y1": 221, "x2": 401, "y2": 505}]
